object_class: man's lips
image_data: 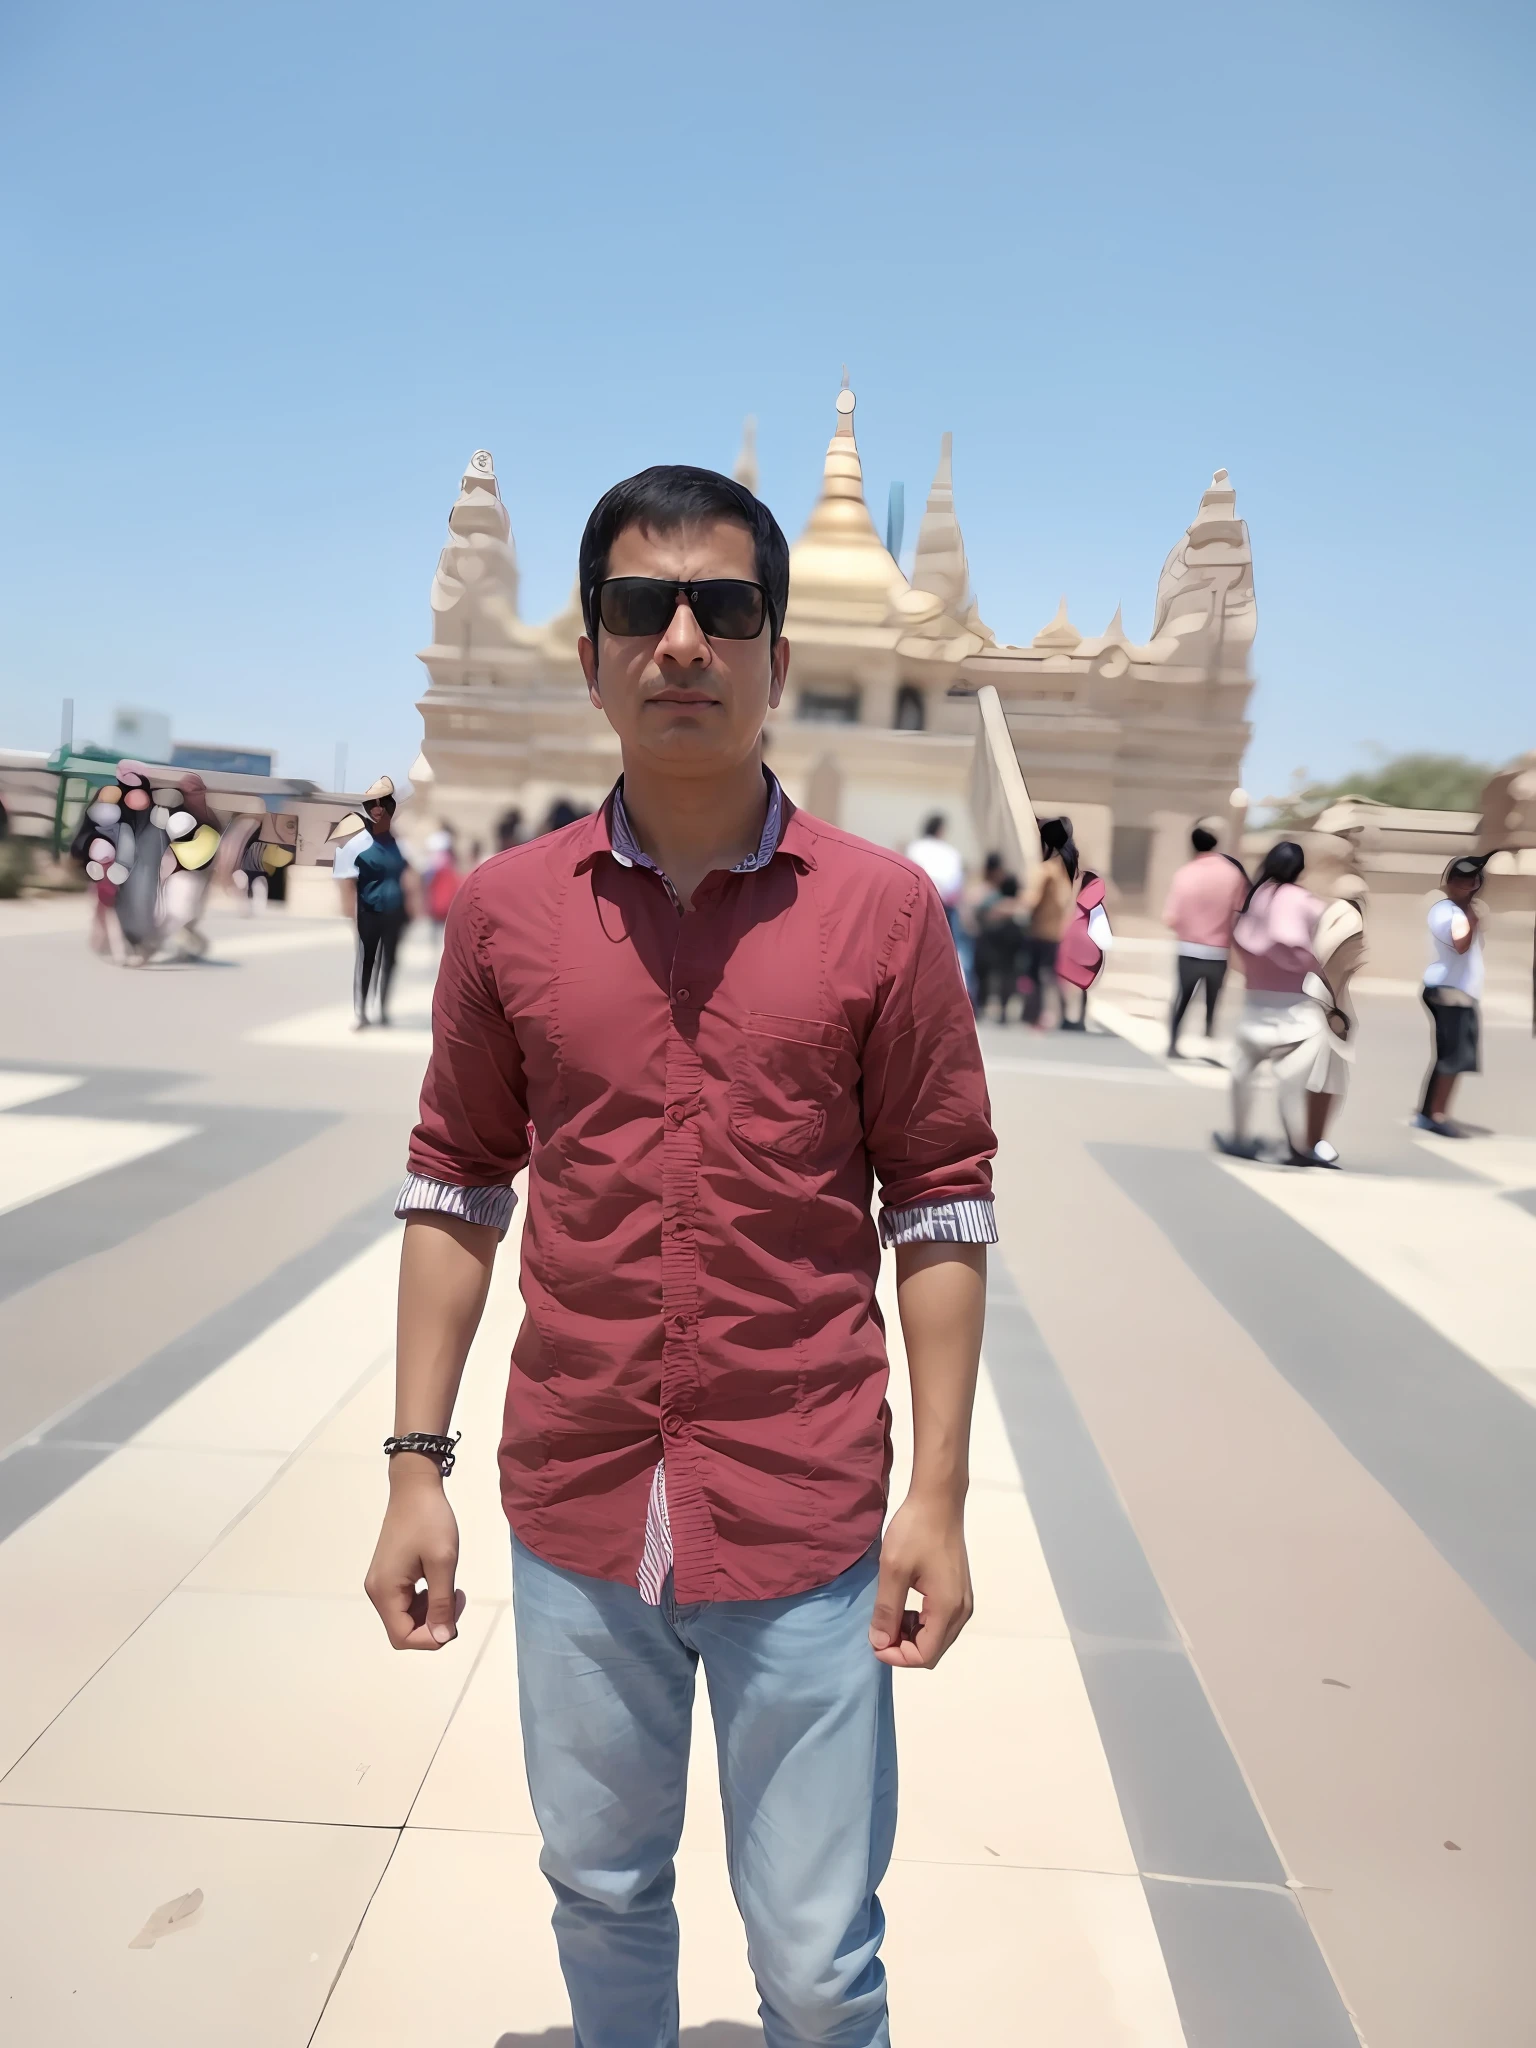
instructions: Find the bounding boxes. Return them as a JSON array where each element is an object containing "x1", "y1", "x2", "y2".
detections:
[{"x1": 646, "y1": 691, "x2": 720, "y2": 707}]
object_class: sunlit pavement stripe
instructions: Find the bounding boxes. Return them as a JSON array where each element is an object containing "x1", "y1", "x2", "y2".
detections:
[
  {"x1": 984, "y1": 1254, "x2": 1361, "y2": 2047},
  {"x1": 0, "y1": 1190, "x2": 401, "y2": 1543},
  {"x1": 1220, "y1": 1154, "x2": 1536, "y2": 1406},
  {"x1": 1093, "y1": 1142, "x2": 1536, "y2": 1663},
  {"x1": 0, "y1": 1072, "x2": 84, "y2": 1112},
  {"x1": 0, "y1": 1114, "x2": 196, "y2": 1220}
]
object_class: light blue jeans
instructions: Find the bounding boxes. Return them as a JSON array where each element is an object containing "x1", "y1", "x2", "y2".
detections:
[{"x1": 511, "y1": 1536, "x2": 896, "y2": 2047}]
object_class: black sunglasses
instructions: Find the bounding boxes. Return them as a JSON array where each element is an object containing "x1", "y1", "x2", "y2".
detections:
[{"x1": 596, "y1": 577, "x2": 772, "y2": 642}]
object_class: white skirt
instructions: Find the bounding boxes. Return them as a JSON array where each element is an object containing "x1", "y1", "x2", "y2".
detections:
[{"x1": 1236, "y1": 991, "x2": 1348, "y2": 1096}]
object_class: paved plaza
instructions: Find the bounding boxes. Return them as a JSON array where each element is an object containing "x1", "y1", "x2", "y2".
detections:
[{"x1": 1, "y1": 895, "x2": 1533, "y2": 2046}]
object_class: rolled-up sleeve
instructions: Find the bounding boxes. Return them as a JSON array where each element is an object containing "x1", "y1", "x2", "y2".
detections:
[
  {"x1": 401, "y1": 871, "x2": 531, "y2": 1230},
  {"x1": 862, "y1": 872, "x2": 997, "y2": 1234}
]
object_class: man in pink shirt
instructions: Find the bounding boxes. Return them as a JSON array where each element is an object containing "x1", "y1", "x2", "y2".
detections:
[{"x1": 1162, "y1": 823, "x2": 1248, "y2": 1057}]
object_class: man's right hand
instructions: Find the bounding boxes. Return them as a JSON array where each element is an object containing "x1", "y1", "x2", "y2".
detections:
[{"x1": 364, "y1": 1457, "x2": 466, "y2": 1650}]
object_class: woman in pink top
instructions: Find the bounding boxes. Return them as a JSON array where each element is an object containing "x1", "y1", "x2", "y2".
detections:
[{"x1": 1214, "y1": 841, "x2": 1338, "y2": 1166}]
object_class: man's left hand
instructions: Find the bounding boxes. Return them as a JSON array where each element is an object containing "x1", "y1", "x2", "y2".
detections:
[{"x1": 869, "y1": 1493, "x2": 973, "y2": 1670}]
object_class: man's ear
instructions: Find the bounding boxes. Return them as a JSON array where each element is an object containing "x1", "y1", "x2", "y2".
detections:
[
  {"x1": 768, "y1": 635, "x2": 791, "y2": 711},
  {"x1": 578, "y1": 635, "x2": 602, "y2": 709}
]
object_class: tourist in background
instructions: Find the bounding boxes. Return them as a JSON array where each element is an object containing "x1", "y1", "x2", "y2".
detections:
[
  {"x1": 542, "y1": 797, "x2": 585, "y2": 836},
  {"x1": 1214, "y1": 841, "x2": 1335, "y2": 1163},
  {"x1": 959, "y1": 850, "x2": 1005, "y2": 1002},
  {"x1": 1057, "y1": 864, "x2": 1113, "y2": 1030},
  {"x1": 1301, "y1": 884, "x2": 1368, "y2": 1166},
  {"x1": 1163, "y1": 821, "x2": 1248, "y2": 1058},
  {"x1": 333, "y1": 776, "x2": 417, "y2": 1030},
  {"x1": 1414, "y1": 855, "x2": 1487, "y2": 1137},
  {"x1": 972, "y1": 873, "x2": 1025, "y2": 1021},
  {"x1": 906, "y1": 811, "x2": 966, "y2": 942},
  {"x1": 495, "y1": 807, "x2": 524, "y2": 853},
  {"x1": 158, "y1": 772, "x2": 221, "y2": 962},
  {"x1": 1019, "y1": 816, "x2": 1076, "y2": 1027},
  {"x1": 423, "y1": 826, "x2": 462, "y2": 951}
]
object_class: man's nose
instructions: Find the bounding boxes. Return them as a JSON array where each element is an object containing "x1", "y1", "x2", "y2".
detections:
[{"x1": 655, "y1": 594, "x2": 711, "y2": 666}]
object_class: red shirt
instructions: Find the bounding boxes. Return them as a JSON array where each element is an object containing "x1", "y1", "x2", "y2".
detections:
[{"x1": 407, "y1": 790, "x2": 997, "y2": 1602}]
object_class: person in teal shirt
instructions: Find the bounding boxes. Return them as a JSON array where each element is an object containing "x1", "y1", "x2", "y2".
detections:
[{"x1": 333, "y1": 780, "x2": 416, "y2": 1028}]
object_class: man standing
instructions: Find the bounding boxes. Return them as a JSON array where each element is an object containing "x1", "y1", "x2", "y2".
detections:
[
  {"x1": 332, "y1": 776, "x2": 415, "y2": 1029},
  {"x1": 1162, "y1": 822, "x2": 1248, "y2": 1057},
  {"x1": 1414, "y1": 855, "x2": 1487, "y2": 1136},
  {"x1": 365, "y1": 466, "x2": 995, "y2": 2047},
  {"x1": 905, "y1": 810, "x2": 966, "y2": 939}
]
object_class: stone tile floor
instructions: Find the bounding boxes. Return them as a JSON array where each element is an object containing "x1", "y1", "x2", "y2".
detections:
[
  {"x1": 0, "y1": 1214, "x2": 1185, "y2": 2044},
  {"x1": 5, "y1": 902, "x2": 1534, "y2": 2046}
]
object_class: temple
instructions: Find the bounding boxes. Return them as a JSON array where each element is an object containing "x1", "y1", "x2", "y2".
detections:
[{"x1": 411, "y1": 382, "x2": 1254, "y2": 903}]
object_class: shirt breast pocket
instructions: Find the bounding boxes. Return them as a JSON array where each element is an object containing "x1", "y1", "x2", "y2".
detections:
[{"x1": 729, "y1": 1012, "x2": 856, "y2": 1164}]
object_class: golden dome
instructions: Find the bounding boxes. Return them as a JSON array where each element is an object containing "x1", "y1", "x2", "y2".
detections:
[{"x1": 785, "y1": 376, "x2": 909, "y2": 628}]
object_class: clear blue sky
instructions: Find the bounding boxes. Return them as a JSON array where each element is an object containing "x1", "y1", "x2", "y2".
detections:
[{"x1": 1, "y1": 1, "x2": 1531, "y2": 802}]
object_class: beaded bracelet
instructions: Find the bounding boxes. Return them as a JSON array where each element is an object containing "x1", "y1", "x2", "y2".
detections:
[{"x1": 383, "y1": 1430, "x2": 462, "y2": 1477}]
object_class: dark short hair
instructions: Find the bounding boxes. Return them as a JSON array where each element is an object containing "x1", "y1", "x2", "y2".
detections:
[
  {"x1": 1444, "y1": 855, "x2": 1486, "y2": 886},
  {"x1": 578, "y1": 466, "x2": 790, "y2": 645},
  {"x1": 1191, "y1": 825, "x2": 1218, "y2": 854},
  {"x1": 922, "y1": 812, "x2": 946, "y2": 839}
]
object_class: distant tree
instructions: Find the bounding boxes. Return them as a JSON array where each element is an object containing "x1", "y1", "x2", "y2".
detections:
[{"x1": 1269, "y1": 751, "x2": 1494, "y2": 823}]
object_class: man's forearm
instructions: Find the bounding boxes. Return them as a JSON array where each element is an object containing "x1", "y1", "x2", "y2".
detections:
[
  {"x1": 894, "y1": 1241, "x2": 986, "y2": 1501},
  {"x1": 393, "y1": 1213, "x2": 500, "y2": 1436},
  {"x1": 871, "y1": 1241, "x2": 986, "y2": 1668},
  {"x1": 367, "y1": 1211, "x2": 497, "y2": 1653}
]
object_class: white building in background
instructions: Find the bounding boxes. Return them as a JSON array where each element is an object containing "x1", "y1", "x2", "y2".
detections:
[{"x1": 410, "y1": 381, "x2": 1255, "y2": 901}]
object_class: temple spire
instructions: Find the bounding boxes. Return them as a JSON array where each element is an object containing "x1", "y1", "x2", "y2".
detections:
[
  {"x1": 732, "y1": 416, "x2": 759, "y2": 494},
  {"x1": 1150, "y1": 466, "x2": 1255, "y2": 669},
  {"x1": 909, "y1": 431, "x2": 971, "y2": 617},
  {"x1": 1032, "y1": 594, "x2": 1082, "y2": 650},
  {"x1": 811, "y1": 375, "x2": 872, "y2": 509},
  {"x1": 429, "y1": 448, "x2": 521, "y2": 648},
  {"x1": 787, "y1": 374, "x2": 908, "y2": 619}
]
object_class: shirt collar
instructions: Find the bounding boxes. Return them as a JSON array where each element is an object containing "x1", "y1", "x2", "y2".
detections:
[{"x1": 575, "y1": 767, "x2": 811, "y2": 876}]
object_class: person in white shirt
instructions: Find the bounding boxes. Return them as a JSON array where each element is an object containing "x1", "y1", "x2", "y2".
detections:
[
  {"x1": 1414, "y1": 856, "x2": 1487, "y2": 1136},
  {"x1": 905, "y1": 813, "x2": 966, "y2": 942}
]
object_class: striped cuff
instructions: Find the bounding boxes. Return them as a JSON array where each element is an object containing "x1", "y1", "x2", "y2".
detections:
[
  {"x1": 395, "y1": 1173, "x2": 517, "y2": 1236},
  {"x1": 879, "y1": 1196, "x2": 998, "y2": 1247}
]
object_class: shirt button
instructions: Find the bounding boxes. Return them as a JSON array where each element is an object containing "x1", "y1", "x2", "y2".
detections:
[{"x1": 674, "y1": 988, "x2": 690, "y2": 1003}]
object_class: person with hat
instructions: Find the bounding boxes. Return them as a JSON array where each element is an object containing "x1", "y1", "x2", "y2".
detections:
[
  {"x1": 1414, "y1": 855, "x2": 1488, "y2": 1136},
  {"x1": 331, "y1": 776, "x2": 417, "y2": 1029}
]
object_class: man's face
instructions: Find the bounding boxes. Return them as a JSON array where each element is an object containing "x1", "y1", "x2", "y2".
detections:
[
  {"x1": 578, "y1": 517, "x2": 789, "y2": 779},
  {"x1": 1446, "y1": 870, "x2": 1481, "y2": 906}
]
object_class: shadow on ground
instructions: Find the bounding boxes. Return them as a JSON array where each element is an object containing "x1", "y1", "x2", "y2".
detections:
[{"x1": 496, "y1": 2030, "x2": 763, "y2": 2046}]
